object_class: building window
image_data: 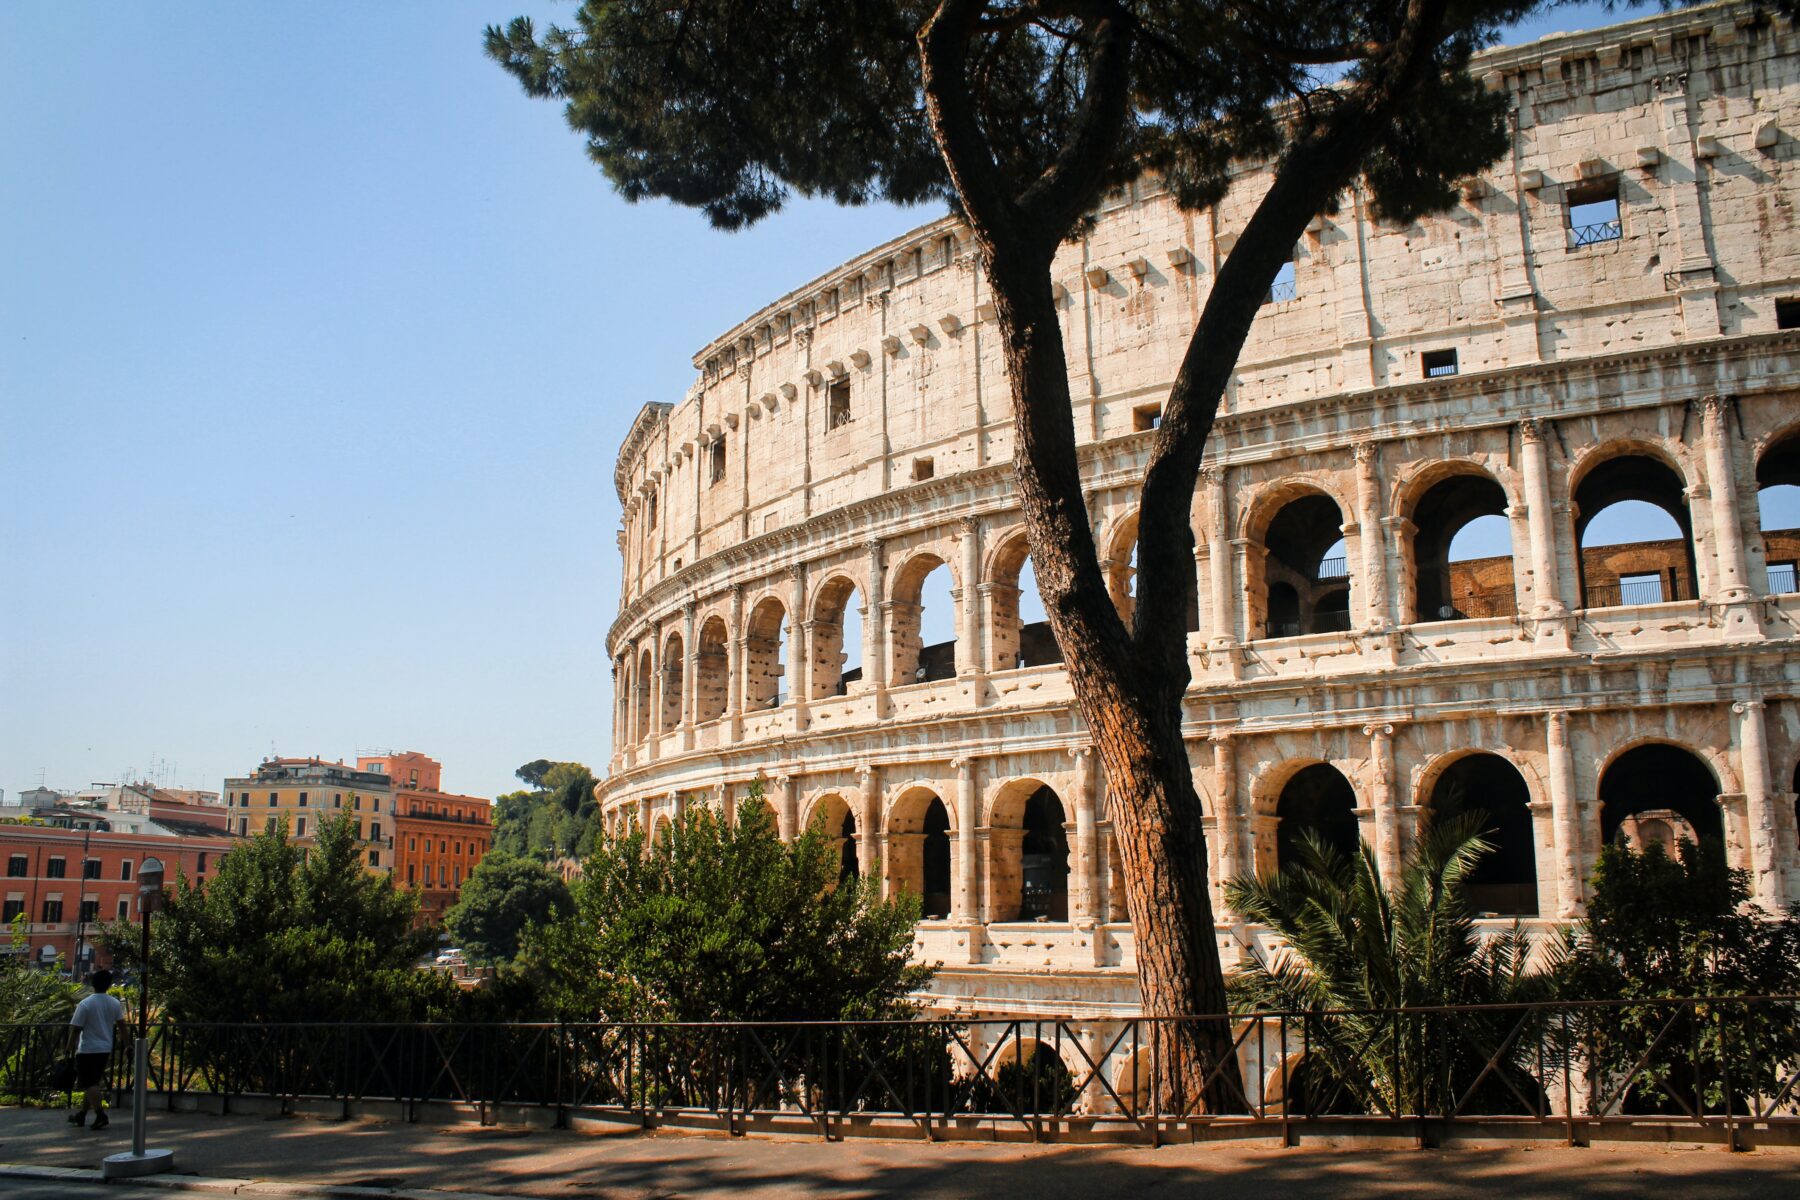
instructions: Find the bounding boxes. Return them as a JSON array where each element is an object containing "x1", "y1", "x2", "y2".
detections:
[
  {"x1": 119, "y1": 860, "x2": 133, "y2": 882},
  {"x1": 454, "y1": 841, "x2": 462, "y2": 855},
  {"x1": 116, "y1": 899, "x2": 129, "y2": 920},
  {"x1": 1422, "y1": 348, "x2": 1459, "y2": 378},
  {"x1": 1778, "y1": 298, "x2": 1800, "y2": 330},
  {"x1": 408, "y1": 838, "x2": 417, "y2": 853},
  {"x1": 79, "y1": 900, "x2": 99, "y2": 923},
  {"x1": 266, "y1": 817, "x2": 277, "y2": 834},
  {"x1": 296, "y1": 817, "x2": 307, "y2": 838},
  {"x1": 42, "y1": 899, "x2": 63, "y2": 923},
  {"x1": 333, "y1": 794, "x2": 342, "y2": 808},
  {"x1": 826, "y1": 378, "x2": 852, "y2": 430},
  {"x1": 46, "y1": 857, "x2": 65, "y2": 879},
  {"x1": 197, "y1": 853, "x2": 208, "y2": 874},
  {"x1": 1264, "y1": 256, "x2": 1297, "y2": 305},
  {"x1": 646, "y1": 490, "x2": 658, "y2": 529},
  {"x1": 454, "y1": 866, "x2": 461, "y2": 886},
  {"x1": 299, "y1": 791, "x2": 308, "y2": 807},
  {"x1": 1133, "y1": 404, "x2": 1162, "y2": 432},
  {"x1": 1567, "y1": 176, "x2": 1622, "y2": 247},
  {"x1": 373, "y1": 797, "x2": 381, "y2": 813},
  {"x1": 368, "y1": 850, "x2": 380, "y2": 866},
  {"x1": 6, "y1": 856, "x2": 25, "y2": 878},
  {"x1": 407, "y1": 865, "x2": 417, "y2": 884},
  {"x1": 370, "y1": 822, "x2": 381, "y2": 841},
  {"x1": 708, "y1": 438, "x2": 726, "y2": 485},
  {"x1": 2, "y1": 899, "x2": 23, "y2": 922},
  {"x1": 83, "y1": 859, "x2": 102, "y2": 880},
  {"x1": 354, "y1": 796, "x2": 362, "y2": 811},
  {"x1": 239, "y1": 818, "x2": 249, "y2": 835}
]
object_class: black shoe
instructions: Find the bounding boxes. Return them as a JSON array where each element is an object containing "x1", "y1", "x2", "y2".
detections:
[
  {"x1": 91, "y1": 1112, "x2": 110, "y2": 1131},
  {"x1": 67, "y1": 1110, "x2": 86, "y2": 1127}
]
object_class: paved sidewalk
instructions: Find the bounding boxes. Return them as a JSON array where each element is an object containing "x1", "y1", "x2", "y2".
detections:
[{"x1": 3, "y1": 1107, "x2": 1798, "y2": 1199}]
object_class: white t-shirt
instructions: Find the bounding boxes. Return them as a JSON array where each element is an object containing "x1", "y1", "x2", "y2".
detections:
[{"x1": 69, "y1": 991, "x2": 124, "y2": 1054}]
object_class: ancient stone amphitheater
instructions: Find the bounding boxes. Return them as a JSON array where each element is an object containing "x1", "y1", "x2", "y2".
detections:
[{"x1": 601, "y1": 2, "x2": 1800, "y2": 1023}]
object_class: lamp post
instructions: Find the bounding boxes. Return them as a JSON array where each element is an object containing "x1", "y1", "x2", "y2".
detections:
[{"x1": 102, "y1": 855, "x2": 173, "y2": 1180}]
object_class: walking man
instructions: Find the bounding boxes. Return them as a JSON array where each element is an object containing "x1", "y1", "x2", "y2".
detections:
[{"x1": 66, "y1": 967, "x2": 123, "y2": 1130}]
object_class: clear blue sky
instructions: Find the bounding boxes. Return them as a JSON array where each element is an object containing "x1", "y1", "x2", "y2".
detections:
[{"x1": 0, "y1": 2, "x2": 1709, "y2": 802}]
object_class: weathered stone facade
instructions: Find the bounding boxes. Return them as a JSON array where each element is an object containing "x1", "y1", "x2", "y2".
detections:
[{"x1": 600, "y1": 3, "x2": 1800, "y2": 1036}]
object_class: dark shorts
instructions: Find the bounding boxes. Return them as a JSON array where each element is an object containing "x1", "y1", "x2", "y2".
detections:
[{"x1": 74, "y1": 1052, "x2": 110, "y2": 1088}]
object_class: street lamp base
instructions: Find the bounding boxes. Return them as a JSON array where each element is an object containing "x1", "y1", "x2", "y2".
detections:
[{"x1": 102, "y1": 1149, "x2": 175, "y2": 1179}]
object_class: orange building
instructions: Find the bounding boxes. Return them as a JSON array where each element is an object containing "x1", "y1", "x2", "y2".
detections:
[{"x1": 359, "y1": 753, "x2": 492, "y2": 923}]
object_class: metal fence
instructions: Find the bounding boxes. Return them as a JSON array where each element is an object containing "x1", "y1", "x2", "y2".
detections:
[{"x1": 3, "y1": 997, "x2": 1796, "y2": 1145}]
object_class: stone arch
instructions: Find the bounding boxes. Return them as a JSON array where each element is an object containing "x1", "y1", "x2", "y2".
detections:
[
  {"x1": 660, "y1": 630, "x2": 685, "y2": 731},
  {"x1": 886, "y1": 785, "x2": 953, "y2": 918},
  {"x1": 633, "y1": 646, "x2": 652, "y2": 742},
  {"x1": 986, "y1": 527, "x2": 1061, "y2": 671},
  {"x1": 978, "y1": 1035, "x2": 1082, "y2": 1111},
  {"x1": 1103, "y1": 509, "x2": 1141, "y2": 624},
  {"x1": 889, "y1": 551, "x2": 957, "y2": 684},
  {"x1": 1420, "y1": 750, "x2": 1539, "y2": 916},
  {"x1": 1598, "y1": 741, "x2": 1726, "y2": 870},
  {"x1": 805, "y1": 790, "x2": 859, "y2": 882},
  {"x1": 694, "y1": 615, "x2": 730, "y2": 723},
  {"x1": 1754, "y1": 426, "x2": 1800, "y2": 595},
  {"x1": 1568, "y1": 442, "x2": 1698, "y2": 609},
  {"x1": 1273, "y1": 762, "x2": 1360, "y2": 872},
  {"x1": 1243, "y1": 482, "x2": 1353, "y2": 639},
  {"x1": 1402, "y1": 464, "x2": 1518, "y2": 622},
  {"x1": 651, "y1": 814, "x2": 672, "y2": 845},
  {"x1": 987, "y1": 777, "x2": 1071, "y2": 922},
  {"x1": 809, "y1": 573, "x2": 865, "y2": 699},
  {"x1": 742, "y1": 595, "x2": 789, "y2": 710}
]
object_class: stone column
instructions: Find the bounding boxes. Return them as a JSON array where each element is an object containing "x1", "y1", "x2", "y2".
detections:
[
  {"x1": 1069, "y1": 747, "x2": 1099, "y2": 920},
  {"x1": 1519, "y1": 418, "x2": 1566, "y2": 616},
  {"x1": 953, "y1": 756, "x2": 979, "y2": 920},
  {"x1": 864, "y1": 539, "x2": 888, "y2": 713},
  {"x1": 1354, "y1": 443, "x2": 1390, "y2": 630},
  {"x1": 788, "y1": 564, "x2": 810, "y2": 727},
  {"x1": 672, "y1": 789, "x2": 687, "y2": 824},
  {"x1": 1204, "y1": 468, "x2": 1236, "y2": 649},
  {"x1": 727, "y1": 584, "x2": 746, "y2": 742},
  {"x1": 1210, "y1": 732, "x2": 1242, "y2": 921},
  {"x1": 857, "y1": 764, "x2": 882, "y2": 884},
  {"x1": 645, "y1": 629, "x2": 663, "y2": 761},
  {"x1": 637, "y1": 794, "x2": 652, "y2": 837},
  {"x1": 1232, "y1": 539, "x2": 1257, "y2": 642},
  {"x1": 775, "y1": 773, "x2": 798, "y2": 842},
  {"x1": 1365, "y1": 723, "x2": 1402, "y2": 883},
  {"x1": 1701, "y1": 396, "x2": 1752, "y2": 604},
  {"x1": 1732, "y1": 699, "x2": 1783, "y2": 911},
  {"x1": 1546, "y1": 711, "x2": 1584, "y2": 917},
  {"x1": 680, "y1": 602, "x2": 698, "y2": 751},
  {"x1": 958, "y1": 516, "x2": 984, "y2": 679}
]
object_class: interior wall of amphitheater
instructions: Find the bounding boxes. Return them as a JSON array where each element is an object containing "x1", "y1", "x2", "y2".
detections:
[{"x1": 598, "y1": 3, "x2": 1800, "y2": 1018}]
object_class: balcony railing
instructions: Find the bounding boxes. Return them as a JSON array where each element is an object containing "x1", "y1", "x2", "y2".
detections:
[
  {"x1": 1583, "y1": 574, "x2": 1691, "y2": 610},
  {"x1": 4, "y1": 997, "x2": 1792, "y2": 1146},
  {"x1": 1569, "y1": 219, "x2": 1621, "y2": 247},
  {"x1": 1768, "y1": 562, "x2": 1797, "y2": 595},
  {"x1": 1316, "y1": 556, "x2": 1348, "y2": 580}
]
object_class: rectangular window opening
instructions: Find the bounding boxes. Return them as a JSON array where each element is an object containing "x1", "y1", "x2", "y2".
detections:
[
  {"x1": 708, "y1": 438, "x2": 726, "y2": 485},
  {"x1": 1132, "y1": 404, "x2": 1163, "y2": 432},
  {"x1": 827, "y1": 378, "x2": 852, "y2": 430},
  {"x1": 1767, "y1": 560, "x2": 1797, "y2": 595},
  {"x1": 911, "y1": 457, "x2": 934, "y2": 482},
  {"x1": 1777, "y1": 298, "x2": 1800, "y2": 330},
  {"x1": 1422, "y1": 348, "x2": 1459, "y2": 378},
  {"x1": 1263, "y1": 258, "x2": 1298, "y2": 305},
  {"x1": 1567, "y1": 177, "x2": 1622, "y2": 247}
]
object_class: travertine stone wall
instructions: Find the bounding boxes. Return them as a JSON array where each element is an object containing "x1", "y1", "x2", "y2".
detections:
[{"x1": 602, "y1": 3, "x2": 1800, "y2": 1020}]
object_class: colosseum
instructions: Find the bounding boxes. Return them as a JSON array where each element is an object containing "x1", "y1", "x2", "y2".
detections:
[{"x1": 599, "y1": 2, "x2": 1800, "y2": 1031}]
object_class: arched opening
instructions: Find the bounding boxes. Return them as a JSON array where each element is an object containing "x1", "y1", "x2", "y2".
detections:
[
  {"x1": 967, "y1": 1039, "x2": 1079, "y2": 1115},
  {"x1": 1107, "y1": 516, "x2": 1201, "y2": 635},
  {"x1": 1598, "y1": 743, "x2": 1725, "y2": 871},
  {"x1": 990, "y1": 533, "x2": 1063, "y2": 671},
  {"x1": 743, "y1": 597, "x2": 789, "y2": 710},
  {"x1": 651, "y1": 815, "x2": 672, "y2": 845},
  {"x1": 808, "y1": 793, "x2": 858, "y2": 883},
  {"x1": 633, "y1": 648, "x2": 652, "y2": 742},
  {"x1": 888, "y1": 789, "x2": 953, "y2": 918},
  {"x1": 1574, "y1": 454, "x2": 1697, "y2": 609},
  {"x1": 1755, "y1": 430, "x2": 1800, "y2": 595},
  {"x1": 660, "y1": 632, "x2": 684, "y2": 731},
  {"x1": 1410, "y1": 472, "x2": 1517, "y2": 621},
  {"x1": 891, "y1": 555, "x2": 957, "y2": 685},
  {"x1": 809, "y1": 576, "x2": 865, "y2": 699},
  {"x1": 1275, "y1": 764, "x2": 1359, "y2": 871},
  {"x1": 1426, "y1": 753, "x2": 1538, "y2": 916},
  {"x1": 1259, "y1": 492, "x2": 1352, "y2": 637},
  {"x1": 694, "y1": 616, "x2": 729, "y2": 723},
  {"x1": 990, "y1": 781, "x2": 1070, "y2": 922}
]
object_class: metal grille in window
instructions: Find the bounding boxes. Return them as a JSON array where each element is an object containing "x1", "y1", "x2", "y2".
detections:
[
  {"x1": 1570, "y1": 218, "x2": 1622, "y2": 247},
  {"x1": 1768, "y1": 561, "x2": 1798, "y2": 594},
  {"x1": 1264, "y1": 260, "x2": 1298, "y2": 304},
  {"x1": 1316, "y1": 556, "x2": 1349, "y2": 579},
  {"x1": 1567, "y1": 178, "x2": 1621, "y2": 248}
]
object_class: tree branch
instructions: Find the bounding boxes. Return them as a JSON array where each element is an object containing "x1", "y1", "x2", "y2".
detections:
[
  {"x1": 919, "y1": 0, "x2": 1031, "y2": 255},
  {"x1": 1017, "y1": 2, "x2": 1134, "y2": 246}
]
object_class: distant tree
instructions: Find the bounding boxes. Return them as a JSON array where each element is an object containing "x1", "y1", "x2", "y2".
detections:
[
  {"x1": 486, "y1": 0, "x2": 1638, "y2": 1107},
  {"x1": 1553, "y1": 841, "x2": 1800, "y2": 1114},
  {"x1": 492, "y1": 760, "x2": 598, "y2": 859},
  {"x1": 151, "y1": 814, "x2": 455, "y2": 1023},
  {"x1": 444, "y1": 852, "x2": 574, "y2": 965},
  {"x1": 525, "y1": 796, "x2": 931, "y2": 1022},
  {"x1": 515, "y1": 759, "x2": 555, "y2": 789}
]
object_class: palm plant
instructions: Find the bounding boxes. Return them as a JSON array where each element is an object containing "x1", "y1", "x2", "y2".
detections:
[{"x1": 1224, "y1": 813, "x2": 1552, "y2": 1118}]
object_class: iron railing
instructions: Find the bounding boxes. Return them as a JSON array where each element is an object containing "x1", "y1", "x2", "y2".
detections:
[
  {"x1": 1768, "y1": 562, "x2": 1797, "y2": 594},
  {"x1": 3, "y1": 997, "x2": 1795, "y2": 1145},
  {"x1": 1569, "y1": 219, "x2": 1621, "y2": 247}
]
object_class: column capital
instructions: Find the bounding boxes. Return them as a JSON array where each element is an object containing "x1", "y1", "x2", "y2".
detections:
[
  {"x1": 1066, "y1": 745, "x2": 1092, "y2": 764},
  {"x1": 1362, "y1": 722, "x2": 1396, "y2": 738},
  {"x1": 1698, "y1": 393, "x2": 1737, "y2": 419},
  {"x1": 958, "y1": 514, "x2": 980, "y2": 538},
  {"x1": 1518, "y1": 415, "x2": 1547, "y2": 443},
  {"x1": 951, "y1": 755, "x2": 977, "y2": 775},
  {"x1": 1353, "y1": 440, "x2": 1380, "y2": 468},
  {"x1": 1199, "y1": 465, "x2": 1226, "y2": 488},
  {"x1": 1732, "y1": 699, "x2": 1766, "y2": 715},
  {"x1": 856, "y1": 762, "x2": 877, "y2": 782}
]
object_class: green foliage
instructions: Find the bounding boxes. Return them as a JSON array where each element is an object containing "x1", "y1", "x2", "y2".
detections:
[
  {"x1": 491, "y1": 760, "x2": 599, "y2": 860},
  {"x1": 443, "y1": 852, "x2": 574, "y2": 966},
  {"x1": 1225, "y1": 815, "x2": 1551, "y2": 1114},
  {"x1": 151, "y1": 814, "x2": 459, "y2": 1023},
  {"x1": 524, "y1": 795, "x2": 932, "y2": 1022},
  {"x1": 1, "y1": 915, "x2": 82, "y2": 1025},
  {"x1": 1552, "y1": 840, "x2": 1800, "y2": 1114}
]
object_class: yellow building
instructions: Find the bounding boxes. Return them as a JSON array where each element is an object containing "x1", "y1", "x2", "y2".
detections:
[{"x1": 221, "y1": 757, "x2": 394, "y2": 871}]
